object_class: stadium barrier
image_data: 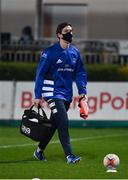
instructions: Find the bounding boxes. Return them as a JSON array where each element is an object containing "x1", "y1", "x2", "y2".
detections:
[
  {"x1": 0, "y1": 81, "x2": 128, "y2": 127},
  {"x1": 1, "y1": 39, "x2": 128, "y2": 65},
  {"x1": 1, "y1": 40, "x2": 53, "y2": 62}
]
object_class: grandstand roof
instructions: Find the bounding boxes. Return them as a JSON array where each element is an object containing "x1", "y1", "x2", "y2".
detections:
[{"x1": 43, "y1": 0, "x2": 87, "y2": 6}]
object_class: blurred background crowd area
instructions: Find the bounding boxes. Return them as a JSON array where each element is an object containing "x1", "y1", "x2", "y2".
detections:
[{"x1": 0, "y1": 0, "x2": 128, "y2": 65}]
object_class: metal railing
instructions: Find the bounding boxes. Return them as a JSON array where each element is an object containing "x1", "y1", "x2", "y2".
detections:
[
  {"x1": 1, "y1": 40, "x2": 53, "y2": 62},
  {"x1": 82, "y1": 52, "x2": 128, "y2": 65},
  {"x1": 1, "y1": 39, "x2": 128, "y2": 65}
]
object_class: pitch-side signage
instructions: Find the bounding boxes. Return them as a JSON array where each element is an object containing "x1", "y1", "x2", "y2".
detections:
[{"x1": 13, "y1": 82, "x2": 128, "y2": 120}]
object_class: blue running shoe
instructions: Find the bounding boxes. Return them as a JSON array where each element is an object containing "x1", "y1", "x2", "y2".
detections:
[
  {"x1": 66, "y1": 154, "x2": 81, "y2": 164},
  {"x1": 33, "y1": 150, "x2": 47, "y2": 161}
]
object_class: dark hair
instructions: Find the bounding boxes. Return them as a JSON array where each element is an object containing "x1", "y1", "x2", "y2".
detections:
[
  {"x1": 22, "y1": 26, "x2": 32, "y2": 36},
  {"x1": 56, "y1": 22, "x2": 72, "y2": 35}
]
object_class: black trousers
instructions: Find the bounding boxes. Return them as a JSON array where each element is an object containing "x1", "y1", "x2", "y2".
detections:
[{"x1": 38, "y1": 98, "x2": 73, "y2": 156}]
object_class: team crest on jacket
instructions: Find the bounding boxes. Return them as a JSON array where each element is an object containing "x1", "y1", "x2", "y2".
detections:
[{"x1": 73, "y1": 58, "x2": 77, "y2": 63}]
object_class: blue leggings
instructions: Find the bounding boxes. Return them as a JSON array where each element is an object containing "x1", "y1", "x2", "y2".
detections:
[{"x1": 39, "y1": 99, "x2": 73, "y2": 156}]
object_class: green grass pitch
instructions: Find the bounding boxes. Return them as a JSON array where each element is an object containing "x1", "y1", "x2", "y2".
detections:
[{"x1": 0, "y1": 126, "x2": 128, "y2": 179}]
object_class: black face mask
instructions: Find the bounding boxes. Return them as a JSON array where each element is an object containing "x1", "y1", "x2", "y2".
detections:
[{"x1": 62, "y1": 32, "x2": 73, "y2": 43}]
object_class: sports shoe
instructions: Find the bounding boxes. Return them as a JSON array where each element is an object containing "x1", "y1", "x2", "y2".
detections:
[
  {"x1": 33, "y1": 150, "x2": 47, "y2": 161},
  {"x1": 66, "y1": 154, "x2": 81, "y2": 164}
]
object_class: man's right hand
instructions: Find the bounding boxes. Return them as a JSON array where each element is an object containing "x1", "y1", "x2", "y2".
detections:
[{"x1": 33, "y1": 99, "x2": 41, "y2": 108}]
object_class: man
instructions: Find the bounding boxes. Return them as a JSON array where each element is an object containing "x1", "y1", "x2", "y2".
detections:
[{"x1": 33, "y1": 22, "x2": 88, "y2": 164}]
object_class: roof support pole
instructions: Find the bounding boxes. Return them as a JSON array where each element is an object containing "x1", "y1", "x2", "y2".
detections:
[{"x1": 35, "y1": 0, "x2": 44, "y2": 40}]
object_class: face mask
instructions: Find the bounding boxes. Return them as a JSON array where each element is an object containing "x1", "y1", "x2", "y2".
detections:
[{"x1": 62, "y1": 32, "x2": 73, "y2": 43}]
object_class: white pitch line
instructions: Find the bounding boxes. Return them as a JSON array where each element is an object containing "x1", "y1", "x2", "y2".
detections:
[{"x1": 0, "y1": 133, "x2": 128, "y2": 149}]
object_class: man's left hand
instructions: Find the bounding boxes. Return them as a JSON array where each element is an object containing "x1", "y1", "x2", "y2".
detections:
[{"x1": 78, "y1": 95, "x2": 89, "y2": 119}]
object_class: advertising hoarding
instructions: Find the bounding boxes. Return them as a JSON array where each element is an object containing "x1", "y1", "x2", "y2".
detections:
[{"x1": 13, "y1": 82, "x2": 128, "y2": 120}]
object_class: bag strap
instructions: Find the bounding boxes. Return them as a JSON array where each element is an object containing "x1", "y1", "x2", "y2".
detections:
[
  {"x1": 30, "y1": 104, "x2": 47, "y2": 119},
  {"x1": 29, "y1": 105, "x2": 35, "y2": 110},
  {"x1": 38, "y1": 106, "x2": 47, "y2": 119}
]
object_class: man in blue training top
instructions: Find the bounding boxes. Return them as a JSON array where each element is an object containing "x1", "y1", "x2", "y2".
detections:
[{"x1": 33, "y1": 22, "x2": 88, "y2": 164}]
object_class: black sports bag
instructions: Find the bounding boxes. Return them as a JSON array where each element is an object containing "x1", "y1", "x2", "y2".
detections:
[{"x1": 20, "y1": 105, "x2": 52, "y2": 141}]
